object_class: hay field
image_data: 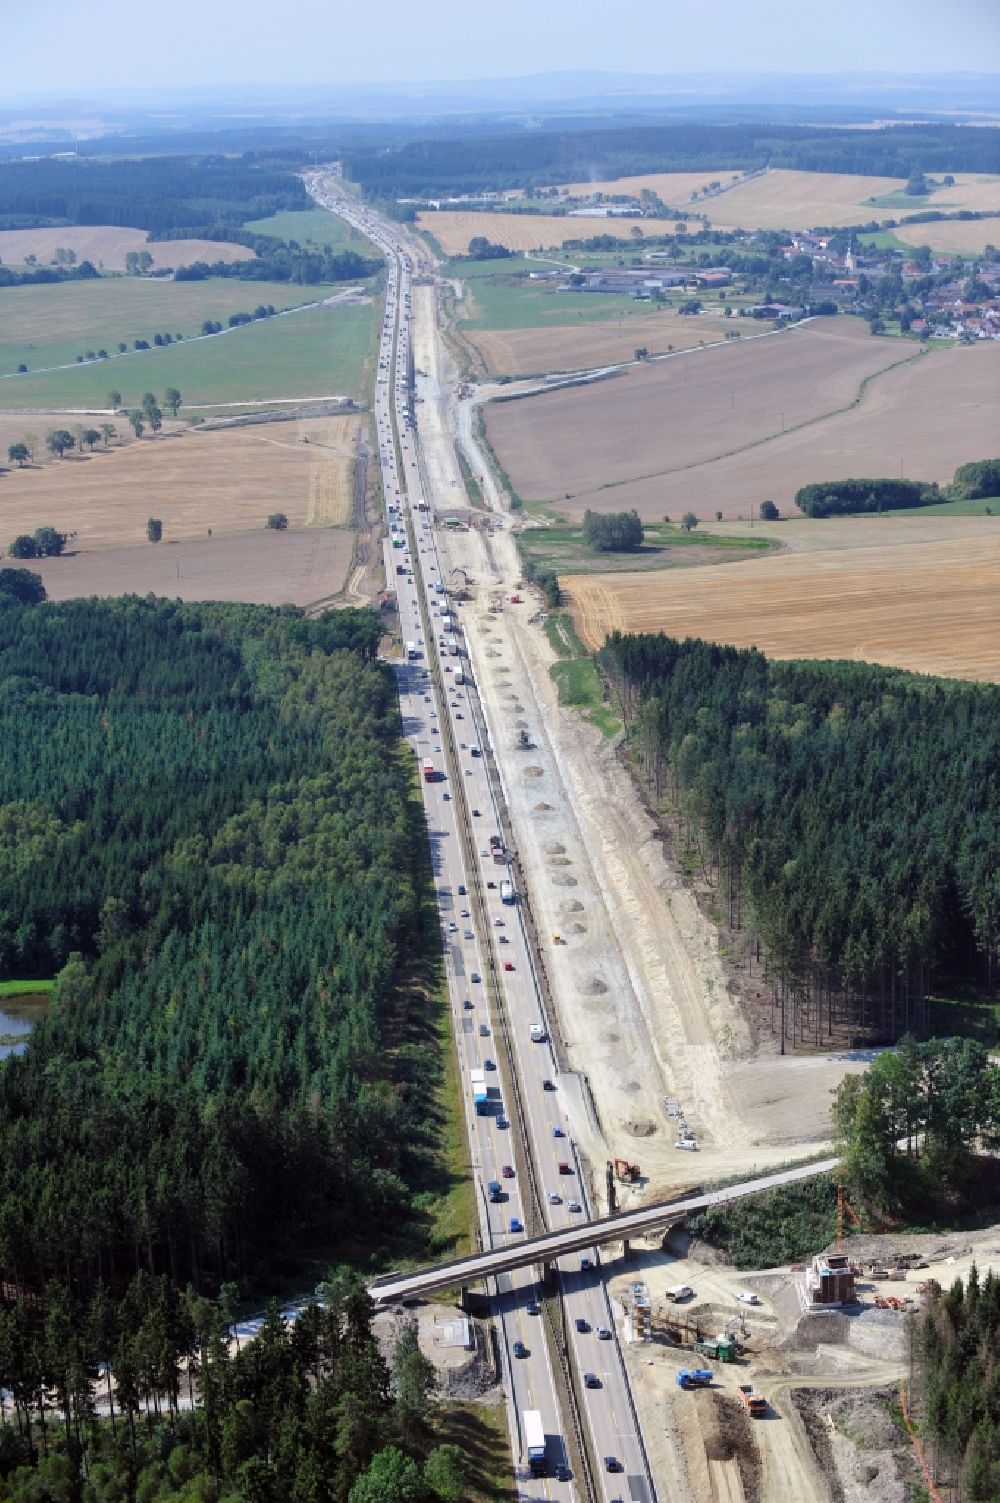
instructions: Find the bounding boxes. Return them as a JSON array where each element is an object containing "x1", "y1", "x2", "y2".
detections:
[
  {"x1": 419, "y1": 211, "x2": 652, "y2": 255},
  {"x1": 893, "y1": 218, "x2": 1000, "y2": 255},
  {"x1": 561, "y1": 171, "x2": 739, "y2": 204},
  {"x1": 486, "y1": 318, "x2": 913, "y2": 508},
  {"x1": 0, "y1": 415, "x2": 361, "y2": 553},
  {"x1": 566, "y1": 520, "x2": 1000, "y2": 683},
  {"x1": 0, "y1": 226, "x2": 253, "y2": 272},
  {"x1": 466, "y1": 310, "x2": 736, "y2": 376}
]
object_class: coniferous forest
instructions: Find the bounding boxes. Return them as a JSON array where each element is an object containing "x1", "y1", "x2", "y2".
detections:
[
  {"x1": 0, "y1": 594, "x2": 469, "y2": 1500},
  {"x1": 0, "y1": 595, "x2": 441, "y2": 1299},
  {"x1": 599, "y1": 634, "x2": 1000, "y2": 1043},
  {"x1": 917, "y1": 1268, "x2": 1000, "y2": 1501}
]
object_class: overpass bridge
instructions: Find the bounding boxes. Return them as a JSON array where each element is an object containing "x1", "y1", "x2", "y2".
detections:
[{"x1": 371, "y1": 1154, "x2": 839, "y2": 1302}]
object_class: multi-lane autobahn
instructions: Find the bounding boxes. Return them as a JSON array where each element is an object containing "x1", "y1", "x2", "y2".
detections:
[{"x1": 307, "y1": 175, "x2": 655, "y2": 1503}]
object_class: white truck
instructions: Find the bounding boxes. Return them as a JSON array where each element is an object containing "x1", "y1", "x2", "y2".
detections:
[
  {"x1": 453, "y1": 670, "x2": 465, "y2": 686},
  {"x1": 529, "y1": 1024, "x2": 547, "y2": 1043},
  {"x1": 406, "y1": 641, "x2": 419, "y2": 660},
  {"x1": 523, "y1": 1409, "x2": 546, "y2": 1476}
]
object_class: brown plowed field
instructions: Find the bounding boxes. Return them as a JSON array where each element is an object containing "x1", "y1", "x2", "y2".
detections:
[
  {"x1": 567, "y1": 523, "x2": 1000, "y2": 682},
  {"x1": 25, "y1": 528, "x2": 355, "y2": 608},
  {"x1": 486, "y1": 318, "x2": 909, "y2": 510},
  {"x1": 465, "y1": 310, "x2": 737, "y2": 376},
  {"x1": 0, "y1": 225, "x2": 253, "y2": 271},
  {"x1": 486, "y1": 328, "x2": 998, "y2": 521}
]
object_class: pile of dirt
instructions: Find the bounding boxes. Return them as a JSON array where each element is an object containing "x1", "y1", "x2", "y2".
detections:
[
  {"x1": 533, "y1": 801, "x2": 553, "y2": 812},
  {"x1": 793, "y1": 1386, "x2": 914, "y2": 1503},
  {"x1": 544, "y1": 840, "x2": 567, "y2": 855},
  {"x1": 625, "y1": 1119, "x2": 658, "y2": 1138},
  {"x1": 524, "y1": 765, "x2": 544, "y2": 778},
  {"x1": 549, "y1": 856, "x2": 572, "y2": 866},
  {"x1": 578, "y1": 977, "x2": 609, "y2": 996},
  {"x1": 702, "y1": 1393, "x2": 761, "y2": 1501},
  {"x1": 568, "y1": 921, "x2": 587, "y2": 934},
  {"x1": 560, "y1": 898, "x2": 584, "y2": 913},
  {"x1": 551, "y1": 873, "x2": 578, "y2": 886}
]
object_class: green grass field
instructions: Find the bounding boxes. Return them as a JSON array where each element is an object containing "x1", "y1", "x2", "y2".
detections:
[
  {"x1": 520, "y1": 519, "x2": 776, "y2": 576},
  {"x1": 0, "y1": 980, "x2": 54, "y2": 997},
  {"x1": 0, "y1": 299, "x2": 375, "y2": 407},
  {"x1": 242, "y1": 207, "x2": 374, "y2": 253},
  {"x1": 0, "y1": 277, "x2": 335, "y2": 380},
  {"x1": 461, "y1": 272, "x2": 650, "y2": 331},
  {"x1": 883, "y1": 495, "x2": 1000, "y2": 517},
  {"x1": 446, "y1": 255, "x2": 740, "y2": 332}
]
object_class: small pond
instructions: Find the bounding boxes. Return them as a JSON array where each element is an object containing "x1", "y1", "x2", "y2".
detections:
[{"x1": 0, "y1": 994, "x2": 50, "y2": 1060}]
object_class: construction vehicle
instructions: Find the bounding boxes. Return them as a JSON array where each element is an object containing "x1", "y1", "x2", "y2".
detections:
[
  {"x1": 695, "y1": 1337, "x2": 738, "y2": 1362},
  {"x1": 614, "y1": 1159, "x2": 640, "y2": 1184},
  {"x1": 676, "y1": 1368, "x2": 713, "y2": 1389},
  {"x1": 835, "y1": 1183, "x2": 862, "y2": 1253},
  {"x1": 738, "y1": 1384, "x2": 767, "y2": 1417},
  {"x1": 552, "y1": 932, "x2": 562, "y2": 944}
]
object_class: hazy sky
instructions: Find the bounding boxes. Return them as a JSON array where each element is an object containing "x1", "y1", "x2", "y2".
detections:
[{"x1": 5, "y1": 0, "x2": 1000, "y2": 99}]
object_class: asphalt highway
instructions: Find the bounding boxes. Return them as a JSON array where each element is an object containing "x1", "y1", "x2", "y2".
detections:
[{"x1": 308, "y1": 175, "x2": 655, "y2": 1503}]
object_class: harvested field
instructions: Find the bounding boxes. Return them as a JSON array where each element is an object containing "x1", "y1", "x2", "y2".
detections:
[
  {"x1": 893, "y1": 217, "x2": 1000, "y2": 255},
  {"x1": 21, "y1": 528, "x2": 355, "y2": 609},
  {"x1": 419, "y1": 210, "x2": 652, "y2": 256},
  {"x1": 0, "y1": 414, "x2": 361, "y2": 553},
  {"x1": 567, "y1": 523, "x2": 1000, "y2": 682},
  {"x1": 0, "y1": 225, "x2": 253, "y2": 273},
  {"x1": 559, "y1": 168, "x2": 1000, "y2": 246},
  {"x1": 466, "y1": 310, "x2": 737, "y2": 377},
  {"x1": 561, "y1": 170, "x2": 741, "y2": 205},
  {"x1": 303, "y1": 414, "x2": 361, "y2": 526},
  {"x1": 485, "y1": 318, "x2": 911, "y2": 508}
]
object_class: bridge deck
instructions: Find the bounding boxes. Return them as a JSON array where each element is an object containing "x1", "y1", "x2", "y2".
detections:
[{"x1": 371, "y1": 1155, "x2": 839, "y2": 1301}]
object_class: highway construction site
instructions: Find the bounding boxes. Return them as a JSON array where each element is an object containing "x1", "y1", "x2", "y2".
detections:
[{"x1": 334, "y1": 193, "x2": 992, "y2": 1503}]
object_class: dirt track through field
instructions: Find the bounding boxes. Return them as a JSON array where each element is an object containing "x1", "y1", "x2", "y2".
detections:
[{"x1": 567, "y1": 525, "x2": 1000, "y2": 682}]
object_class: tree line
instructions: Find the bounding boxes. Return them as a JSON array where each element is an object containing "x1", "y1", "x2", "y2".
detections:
[
  {"x1": 0, "y1": 157, "x2": 309, "y2": 236},
  {"x1": 173, "y1": 246, "x2": 377, "y2": 287},
  {"x1": 0, "y1": 596, "x2": 448, "y2": 1313},
  {"x1": 0, "y1": 1267, "x2": 470, "y2": 1502},
  {"x1": 598, "y1": 634, "x2": 1000, "y2": 1045},
  {"x1": 345, "y1": 123, "x2": 1000, "y2": 198},
  {"x1": 915, "y1": 1267, "x2": 1000, "y2": 1501},
  {"x1": 795, "y1": 457, "x2": 1000, "y2": 516}
]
